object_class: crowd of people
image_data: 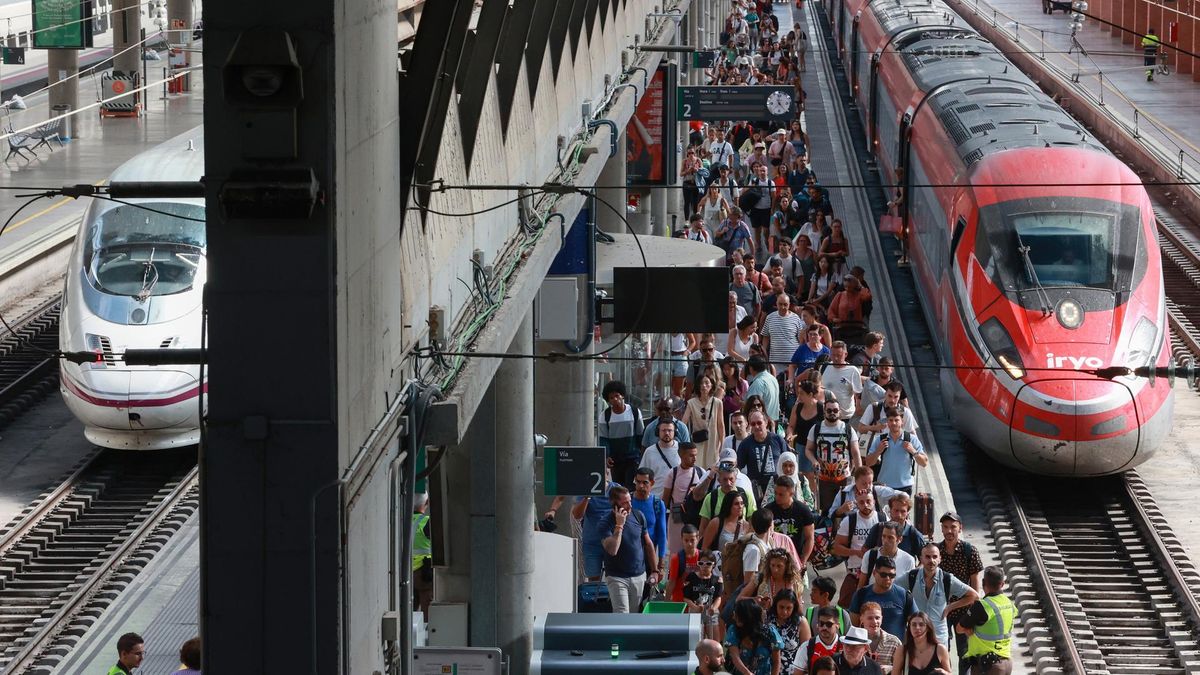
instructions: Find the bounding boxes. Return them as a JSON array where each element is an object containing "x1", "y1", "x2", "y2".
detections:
[{"x1": 570, "y1": 1, "x2": 1016, "y2": 674}]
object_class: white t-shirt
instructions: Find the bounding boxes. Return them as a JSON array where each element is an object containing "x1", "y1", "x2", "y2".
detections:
[
  {"x1": 742, "y1": 535, "x2": 770, "y2": 578},
  {"x1": 709, "y1": 140, "x2": 736, "y2": 168},
  {"x1": 822, "y1": 364, "x2": 864, "y2": 418},
  {"x1": 860, "y1": 546, "x2": 917, "y2": 579},
  {"x1": 836, "y1": 509, "x2": 880, "y2": 569},
  {"x1": 639, "y1": 442, "x2": 681, "y2": 499}
]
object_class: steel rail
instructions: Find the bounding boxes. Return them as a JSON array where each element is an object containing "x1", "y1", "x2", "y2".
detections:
[{"x1": 0, "y1": 465, "x2": 199, "y2": 674}]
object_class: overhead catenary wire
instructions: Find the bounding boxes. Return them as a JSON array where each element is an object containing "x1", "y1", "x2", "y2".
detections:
[{"x1": 418, "y1": 180, "x2": 1200, "y2": 192}]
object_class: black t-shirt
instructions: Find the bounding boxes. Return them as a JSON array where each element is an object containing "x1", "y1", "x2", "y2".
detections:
[
  {"x1": 683, "y1": 571, "x2": 724, "y2": 607},
  {"x1": 766, "y1": 500, "x2": 815, "y2": 553}
]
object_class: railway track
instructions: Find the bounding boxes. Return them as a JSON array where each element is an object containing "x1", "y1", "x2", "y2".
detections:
[
  {"x1": 1157, "y1": 210, "x2": 1200, "y2": 361},
  {"x1": 0, "y1": 448, "x2": 198, "y2": 674},
  {"x1": 0, "y1": 298, "x2": 61, "y2": 427},
  {"x1": 979, "y1": 469, "x2": 1200, "y2": 674}
]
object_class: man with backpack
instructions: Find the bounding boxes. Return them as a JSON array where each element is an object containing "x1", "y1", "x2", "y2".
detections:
[
  {"x1": 899, "y1": 542, "x2": 978, "y2": 646},
  {"x1": 598, "y1": 380, "x2": 644, "y2": 488},
  {"x1": 695, "y1": 455, "x2": 757, "y2": 535},
  {"x1": 862, "y1": 408, "x2": 928, "y2": 493},
  {"x1": 857, "y1": 522, "x2": 916, "y2": 590},
  {"x1": 863, "y1": 493, "x2": 928, "y2": 559},
  {"x1": 856, "y1": 382, "x2": 916, "y2": 473},
  {"x1": 849, "y1": 557, "x2": 919, "y2": 639},
  {"x1": 639, "y1": 417, "x2": 682, "y2": 500},
  {"x1": 631, "y1": 467, "x2": 670, "y2": 561},
  {"x1": 793, "y1": 605, "x2": 844, "y2": 672},
  {"x1": 737, "y1": 409, "x2": 787, "y2": 500},
  {"x1": 939, "y1": 512, "x2": 984, "y2": 668},
  {"x1": 664, "y1": 442, "x2": 707, "y2": 554},
  {"x1": 832, "y1": 490, "x2": 881, "y2": 608},
  {"x1": 804, "y1": 397, "x2": 862, "y2": 512}
]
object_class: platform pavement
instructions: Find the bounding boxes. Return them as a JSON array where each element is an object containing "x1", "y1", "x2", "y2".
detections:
[
  {"x1": 944, "y1": 0, "x2": 1200, "y2": 188},
  {"x1": 1131, "y1": 380, "x2": 1200, "y2": 564},
  {"x1": 0, "y1": 72, "x2": 204, "y2": 258}
]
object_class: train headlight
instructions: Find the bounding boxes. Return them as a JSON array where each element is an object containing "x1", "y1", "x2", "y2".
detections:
[
  {"x1": 980, "y1": 318, "x2": 1025, "y2": 380},
  {"x1": 1126, "y1": 317, "x2": 1158, "y2": 369},
  {"x1": 1055, "y1": 298, "x2": 1083, "y2": 330}
]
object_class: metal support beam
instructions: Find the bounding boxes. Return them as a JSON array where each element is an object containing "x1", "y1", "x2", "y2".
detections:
[{"x1": 568, "y1": 0, "x2": 589, "y2": 60}]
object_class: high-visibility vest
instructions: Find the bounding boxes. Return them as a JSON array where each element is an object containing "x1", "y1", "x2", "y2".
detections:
[
  {"x1": 964, "y1": 593, "x2": 1015, "y2": 660},
  {"x1": 1142, "y1": 33, "x2": 1162, "y2": 50},
  {"x1": 412, "y1": 513, "x2": 432, "y2": 571}
]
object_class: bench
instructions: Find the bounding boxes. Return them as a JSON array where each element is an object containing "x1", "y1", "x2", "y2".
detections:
[
  {"x1": 29, "y1": 116, "x2": 64, "y2": 152},
  {"x1": 4, "y1": 127, "x2": 37, "y2": 162}
]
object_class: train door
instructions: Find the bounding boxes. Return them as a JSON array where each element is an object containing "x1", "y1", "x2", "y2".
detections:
[
  {"x1": 868, "y1": 51, "x2": 881, "y2": 152},
  {"x1": 850, "y1": 13, "x2": 862, "y2": 95},
  {"x1": 896, "y1": 107, "x2": 915, "y2": 224}
]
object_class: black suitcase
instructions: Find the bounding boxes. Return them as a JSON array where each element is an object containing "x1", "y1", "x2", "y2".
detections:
[{"x1": 579, "y1": 581, "x2": 612, "y2": 613}]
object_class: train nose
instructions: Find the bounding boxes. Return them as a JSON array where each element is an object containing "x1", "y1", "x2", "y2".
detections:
[
  {"x1": 126, "y1": 369, "x2": 199, "y2": 429},
  {"x1": 1009, "y1": 379, "x2": 1138, "y2": 475}
]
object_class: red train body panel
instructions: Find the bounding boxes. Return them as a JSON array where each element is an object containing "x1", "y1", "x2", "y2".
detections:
[{"x1": 824, "y1": 0, "x2": 1173, "y2": 475}]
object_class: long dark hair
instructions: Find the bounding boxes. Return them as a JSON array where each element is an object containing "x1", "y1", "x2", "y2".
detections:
[
  {"x1": 768, "y1": 588, "x2": 800, "y2": 629},
  {"x1": 732, "y1": 598, "x2": 770, "y2": 646},
  {"x1": 902, "y1": 611, "x2": 940, "y2": 654}
]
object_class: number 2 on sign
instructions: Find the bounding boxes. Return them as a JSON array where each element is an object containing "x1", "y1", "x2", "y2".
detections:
[
  {"x1": 590, "y1": 472, "x2": 604, "y2": 494},
  {"x1": 682, "y1": 103, "x2": 692, "y2": 118}
]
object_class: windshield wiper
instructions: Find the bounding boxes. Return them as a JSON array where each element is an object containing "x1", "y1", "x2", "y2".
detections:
[
  {"x1": 136, "y1": 255, "x2": 159, "y2": 303},
  {"x1": 1015, "y1": 232, "x2": 1053, "y2": 316}
]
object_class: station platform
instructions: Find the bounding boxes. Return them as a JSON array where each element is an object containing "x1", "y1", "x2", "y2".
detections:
[
  {"x1": 944, "y1": 0, "x2": 1200, "y2": 189},
  {"x1": 1134, "y1": 381, "x2": 1200, "y2": 563},
  {"x1": 0, "y1": 73, "x2": 204, "y2": 259}
]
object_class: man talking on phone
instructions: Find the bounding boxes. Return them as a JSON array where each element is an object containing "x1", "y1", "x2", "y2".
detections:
[{"x1": 601, "y1": 485, "x2": 661, "y2": 613}]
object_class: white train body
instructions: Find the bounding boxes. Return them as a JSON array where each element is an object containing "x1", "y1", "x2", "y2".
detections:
[{"x1": 59, "y1": 128, "x2": 206, "y2": 449}]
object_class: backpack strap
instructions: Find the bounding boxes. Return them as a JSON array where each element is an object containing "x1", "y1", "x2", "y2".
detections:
[
  {"x1": 676, "y1": 547, "x2": 688, "y2": 581},
  {"x1": 806, "y1": 637, "x2": 819, "y2": 672},
  {"x1": 907, "y1": 568, "x2": 918, "y2": 590},
  {"x1": 866, "y1": 548, "x2": 879, "y2": 578}
]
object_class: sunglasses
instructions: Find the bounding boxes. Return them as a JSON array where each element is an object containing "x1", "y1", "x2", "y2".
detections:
[
  {"x1": 698, "y1": 561, "x2": 716, "y2": 567},
  {"x1": 877, "y1": 571, "x2": 897, "y2": 579},
  {"x1": 818, "y1": 621, "x2": 837, "y2": 628}
]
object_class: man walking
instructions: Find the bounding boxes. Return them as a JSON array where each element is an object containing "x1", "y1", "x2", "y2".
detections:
[
  {"x1": 957, "y1": 567, "x2": 1016, "y2": 674},
  {"x1": 601, "y1": 486, "x2": 661, "y2": 613},
  {"x1": 107, "y1": 633, "x2": 145, "y2": 675}
]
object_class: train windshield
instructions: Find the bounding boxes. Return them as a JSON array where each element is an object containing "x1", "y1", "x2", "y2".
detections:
[
  {"x1": 976, "y1": 198, "x2": 1144, "y2": 299},
  {"x1": 1010, "y1": 212, "x2": 1113, "y2": 288},
  {"x1": 85, "y1": 202, "x2": 206, "y2": 298}
]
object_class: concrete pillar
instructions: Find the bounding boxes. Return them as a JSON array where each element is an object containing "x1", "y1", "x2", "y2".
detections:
[
  {"x1": 597, "y1": 136, "x2": 627, "y2": 235},
  {"x1": 651, "y1": 183, "x2": 669, "y2": 236},
  {"x1": 495, "y1": 311, "x2": 535, "y2": 674},
  {"x1": 167, "y1": 0, "x2": 192, "y2": 77},
  {"x1": 112, "y1": 0, "x2": 142, "y2": 74},
  {"x1": 46, "y1": 49, "x2": 78, "y2": 136}
]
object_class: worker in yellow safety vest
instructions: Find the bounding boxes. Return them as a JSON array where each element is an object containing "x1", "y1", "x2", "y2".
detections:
[
  {"x1": 412, "y1": 493, "x2": 434, "y2": 615},
  {"x1": 956, "y1": 565, "x2": 1016, "y2": 675},
  {"x1": 1142, "y1": 28, "x2": 1162, "y2": 81}
]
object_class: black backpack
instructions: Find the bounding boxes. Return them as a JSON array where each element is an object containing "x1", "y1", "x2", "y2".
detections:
[{"x1": 877, "y1": 430, "x2": 915, "y2": 475}]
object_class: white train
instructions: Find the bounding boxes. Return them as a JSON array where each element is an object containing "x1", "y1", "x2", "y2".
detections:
[{"x1": 59, "y1": 127, "x2": 206, "y2": 449}]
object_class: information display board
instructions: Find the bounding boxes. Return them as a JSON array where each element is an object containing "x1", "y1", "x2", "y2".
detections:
[
  {"x1": 543, "y1": 446, "x2": 607, "y2": 497},
  {"x1": 677, "y1": 85, "x2": 796, "y2": 122},
  {"x1": 32, "y1": 0, "x2": 94, "y2": 49}
]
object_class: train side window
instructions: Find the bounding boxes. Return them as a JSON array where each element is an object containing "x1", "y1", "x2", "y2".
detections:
[{"x1": 951, "y1": 216, "x2": 967, "y2": 257}]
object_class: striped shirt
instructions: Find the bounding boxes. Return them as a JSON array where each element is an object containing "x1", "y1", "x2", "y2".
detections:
[{"x1": 760, "y1": 310, "x2": 804, "y2": 363}]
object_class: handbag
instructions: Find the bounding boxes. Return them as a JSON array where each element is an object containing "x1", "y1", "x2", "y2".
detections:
[{"x1": 879, "y1": 213, "x2": 903, "y2": 236}]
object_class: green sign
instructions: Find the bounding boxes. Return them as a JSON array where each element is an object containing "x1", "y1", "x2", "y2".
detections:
[
  {"x1": 2, "y1": 47, "x2": 25, "y2": 65},
  {"x1": 544, "y1": 446, "x2": 607, "y2": 497},
  {"x1": 33, "y1": 0, "x2": 89, "y2": 50}
]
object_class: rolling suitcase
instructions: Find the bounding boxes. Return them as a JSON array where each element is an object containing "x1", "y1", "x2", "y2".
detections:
[{"x1": 578, "y1": 581, "x2": 612, "y2": 613}]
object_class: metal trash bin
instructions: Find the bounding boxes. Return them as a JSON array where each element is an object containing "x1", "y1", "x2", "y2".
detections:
[{"x1": 51, "y1": 104, "x2": 71, "y2": 140}]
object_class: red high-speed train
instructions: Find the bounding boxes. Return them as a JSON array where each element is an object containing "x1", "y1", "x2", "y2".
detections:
[{"x1": 825, "y1": 0, "x2": 1173, "y2": 475}]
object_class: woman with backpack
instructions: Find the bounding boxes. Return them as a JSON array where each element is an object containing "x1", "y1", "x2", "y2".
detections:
[{"x1": 724, "y1": 598, "x2": 785, "y2": 675}]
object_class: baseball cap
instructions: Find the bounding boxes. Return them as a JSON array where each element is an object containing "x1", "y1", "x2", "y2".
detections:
[
  {"x1": 940, "y1": 511, "x2": 963, "y2": 524},
  {"x1": 754, "y1": 141, "x2": 766, "y2": 148},
  {"x1": 718, "y1": 448, "x2": 737, "y2": 463}
]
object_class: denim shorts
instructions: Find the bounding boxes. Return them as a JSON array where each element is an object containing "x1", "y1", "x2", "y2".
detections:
[{"x1": 671, "y1": 354, "x2": 688, "y2": 378}]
